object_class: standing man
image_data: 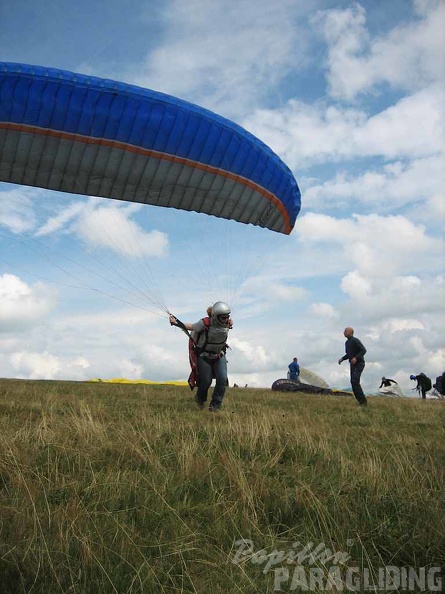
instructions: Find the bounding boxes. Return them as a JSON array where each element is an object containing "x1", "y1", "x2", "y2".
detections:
[
  {"x1": 338, "y1": 327, "x2": 367, "y2": 406},
  {"x1": 288, "y1": 357, "x2": 300, "y2": 381}
]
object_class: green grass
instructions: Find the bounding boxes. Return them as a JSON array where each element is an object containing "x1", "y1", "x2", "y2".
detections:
[{"x1": 0, "y1": 379, "x2": 444, "y2": 593}]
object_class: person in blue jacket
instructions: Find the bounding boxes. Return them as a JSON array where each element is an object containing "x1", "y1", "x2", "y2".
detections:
[
  {"x1": 288, "y1": 357, "x2": 300, "y2": 381},
  {"x1": 338, "y1": 327, "x2": 367, "y2": 406}
]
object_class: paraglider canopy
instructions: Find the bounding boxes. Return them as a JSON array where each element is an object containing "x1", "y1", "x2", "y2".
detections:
[{"x1": 0, "y1": 62, "x2": 301, "y2": 234}]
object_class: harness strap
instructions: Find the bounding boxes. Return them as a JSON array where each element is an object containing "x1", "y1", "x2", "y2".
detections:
[
  {"x1": 200, "y1": 351, "x2": 224, "y2": 360},
  {"x1": 199, "y1": 316, "x2": 211, "y2": 350}
]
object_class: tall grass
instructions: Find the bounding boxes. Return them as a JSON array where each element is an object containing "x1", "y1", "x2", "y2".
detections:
[{"x1": 0, "y1": 379, "x2": 444, "y2": 593}]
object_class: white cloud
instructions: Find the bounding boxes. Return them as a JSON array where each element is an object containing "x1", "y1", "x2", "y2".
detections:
[
  {"x1": 238, "y1": 2, "x2": 444, "y2": 176},
  {"x1": 341, "y1": 270, "x2": 372, "y2": 299},
  {"x1": 428, "y1": 347, "x2": 445, "y2": 372},
  {"x1": 9, "y1": 351, "x2": 93, "y2": 380},
  {"x1": 310, "y1": 302, "x2": 339, "y2": 319},
  {"x1": 422, "y1": 192, "x2": 445, "y2": 228},
  {"x1": 133, "y1": 0, "x2": 317, "y2": 117},
  {"x1": 10, "y1": 351, "x2": 61, "y2": 380},
  {"x1": 245, "y1": 279, "x2": 307, "y2": 303},
  {"x1": 243, "y1": 100, "x2": 366, "y2": 167},
  {"x1": 231, "y1": 337, "x2": 272, "y2": 368},
  {"x1": 35, "y1": 202, "x2": 86, "y2": 236},
  {"x1": 304, "y1": 155, "x2": 445, "y2": 213},
  {"x1": 386, "y1": 319, "x2": 425, "y2": 333},
  {"x1": 0, "y1": 274, "x2": 57, "y2": 331},
  {"x1": 75, "y1": 205, "x2": 169, "y2": 258},
  {"x1": 68, "y1": 357, "x2": 90, "y2": 370},
  {"x1": 295, "y1": 212, "x2": 442, "y2": 278},
  {"x1": 117, "y1": 358, "x2": 144, "y2": 379},
  {"x1": 357, "y1": 88, "x2": 445, "y2": 159},
  {"x1": 313, "y1": 1, "x2": 445, "y2": 100},
  {"x1": 0, "y1": 305, "x2": 180, "y2": 382},
  {"x1": 243, "y1": 87, "x2": 444, "y2": 169},
  {"x1": 36, "y1": 200, "x2": 169, "y2": 259},
  {"x1": 344, "y1": 274, "x2": 445, "y2": 322},
  {"x1": 312, "y1": 2, "x2": 369, "y2": 101},
  {"x1": 0, "y1": 187, "x2": 37, "y2": 233}
]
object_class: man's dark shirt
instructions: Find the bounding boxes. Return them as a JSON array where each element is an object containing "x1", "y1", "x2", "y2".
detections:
[{"x1": 341, "y1": 336, "x2": 366, "y2": 363}]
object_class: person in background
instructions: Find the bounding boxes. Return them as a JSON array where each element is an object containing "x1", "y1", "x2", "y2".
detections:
[
  {"x1": 338, "y1": 327, "x2": 367, "y2": 406},
  {"x1": 379, "y1": 377, "x2": 397, "y2": 389},
  {"x1": 378, "y1": 376, "x2": 403, "y2": 397},
  {"x1": 410, "y1": 373, "x2": 432, "y2": 399},
  {"x1": 288, "y1": 357, "x2": 300, "y2": 381}
]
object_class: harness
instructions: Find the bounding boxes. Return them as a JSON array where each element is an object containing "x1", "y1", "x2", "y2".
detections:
[
  {"x1": 189, "y1": 317, "x2": 229, "y2": 389},
  {"x1": 170, "y1": 313, "x2": 229, "y2": 390},
  {"x1": 192, "y1": 316, "x2": 211, "y2": 352},
  {"x1": 193, "y1": 317, "x2": 229, "y2": 357}
]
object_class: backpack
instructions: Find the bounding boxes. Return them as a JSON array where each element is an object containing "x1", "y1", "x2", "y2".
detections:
[
  {"x1": 417, "y1": 373, "x2": 432, "y2": 392},
  {"x1": 433, "y1": 372, "x2": 445, "y2": 396}
]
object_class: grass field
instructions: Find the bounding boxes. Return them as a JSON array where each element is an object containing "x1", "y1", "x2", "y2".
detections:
[{"x1": 0, "y1": 379, "x2": 444, "y2": 593}]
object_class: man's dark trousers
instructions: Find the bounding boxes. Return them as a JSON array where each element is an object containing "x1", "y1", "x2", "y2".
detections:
[{"x1": 350, "y1": 360, "x2": 367, "y2": 405}]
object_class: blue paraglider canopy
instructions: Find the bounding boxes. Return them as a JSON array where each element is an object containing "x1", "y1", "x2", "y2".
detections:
[{"x1": 0, "y1": 63, "x2": 300, "y2": 234}]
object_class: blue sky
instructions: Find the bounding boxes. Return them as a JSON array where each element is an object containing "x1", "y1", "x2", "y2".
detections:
[{"x1": 0, "y1": 0, "x2": 444, "y2": 395}]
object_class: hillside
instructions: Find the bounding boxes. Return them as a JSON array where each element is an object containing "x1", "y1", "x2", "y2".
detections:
[{"x1": 0, "y1": 379, "x2": 444, "y2": 593}]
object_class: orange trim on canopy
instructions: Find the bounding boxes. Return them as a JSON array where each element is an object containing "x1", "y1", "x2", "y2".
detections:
[{"x1": 0, "y1": 121, "x2": 293, "y2": 234}]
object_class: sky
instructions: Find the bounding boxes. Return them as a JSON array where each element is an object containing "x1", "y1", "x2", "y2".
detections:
[{"x1": 0, "y1": 0, "x2": 444, "y2": 395}]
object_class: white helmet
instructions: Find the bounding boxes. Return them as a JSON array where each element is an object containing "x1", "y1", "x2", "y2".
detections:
[{"x1": 212, "y1": 301, "x2": 231, "y2": 325}]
